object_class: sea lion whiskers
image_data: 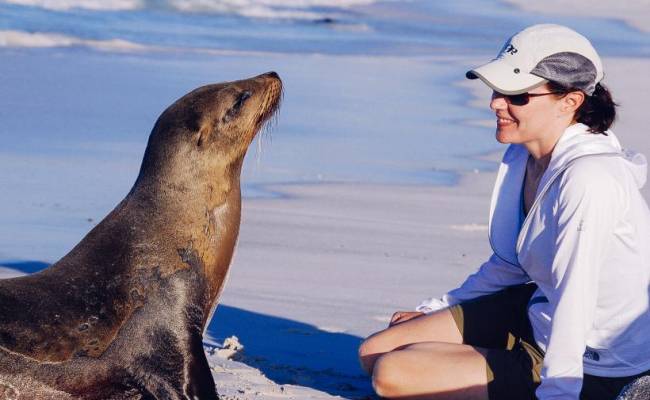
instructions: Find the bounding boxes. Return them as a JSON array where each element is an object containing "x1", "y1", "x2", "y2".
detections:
[
  {"x1": 255, "y1": 79, "x2": 282, "y2": 132},
  {"x1": 253, "y1": 88, "x2": 283, "y2": 166}
]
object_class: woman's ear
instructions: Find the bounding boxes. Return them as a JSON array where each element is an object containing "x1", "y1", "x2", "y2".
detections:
[{"x1": 563, "y1": 91, "x2": 585, "y2": 114}]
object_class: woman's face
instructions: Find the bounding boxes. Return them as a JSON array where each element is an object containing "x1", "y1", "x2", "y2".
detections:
[{"x1": 490, "y1": 84, "x2": 565, "y2": 147}]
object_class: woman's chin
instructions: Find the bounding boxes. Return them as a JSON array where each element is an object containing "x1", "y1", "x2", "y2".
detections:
[
  {"x1": 495, "y1": 122, "x2": 525, "y2": 144},
  {"x1": 495, "y1": 129, "x2": 514, "y2": 144}
]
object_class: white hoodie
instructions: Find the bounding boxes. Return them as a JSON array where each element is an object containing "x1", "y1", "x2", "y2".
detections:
[{"x1": 417, "y1": 123, "x2": 650, "y2": 399}]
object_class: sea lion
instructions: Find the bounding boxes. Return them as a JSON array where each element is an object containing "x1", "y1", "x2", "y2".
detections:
[
  {"x1": 617, "y1": 376, "x2": 650, "y2": 400},
  {"x1": 0, "y1": 71, "x2": 282, "y2": 399}
]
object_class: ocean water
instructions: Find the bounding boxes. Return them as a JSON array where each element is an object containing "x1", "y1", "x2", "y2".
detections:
[
  {"x1": 2, "y1": 0, "x2": 649, "y2": 56},
  {"x1": 0, "y1": 0, "x2": 649, "y2": 261}
]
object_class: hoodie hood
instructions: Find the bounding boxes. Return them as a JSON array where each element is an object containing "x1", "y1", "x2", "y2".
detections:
[
  {"x1": 542, "y1": 123, "x2": 647, "y2": 190},
  {"x1": 488, "y1": 123, "x2": 647, "y2": 266},
  {"x1": 622, "y1": 148, "x2": 648, "y2": 189}
]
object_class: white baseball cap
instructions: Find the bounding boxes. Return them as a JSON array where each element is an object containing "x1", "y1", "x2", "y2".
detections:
[{"x1": 466, "y1": 24, "x2": 604, "y2": 95}]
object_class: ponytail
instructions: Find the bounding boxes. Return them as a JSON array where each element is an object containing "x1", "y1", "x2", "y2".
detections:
[{"x1": 577, "y1": 83, "x2": 617, "y2": 134}]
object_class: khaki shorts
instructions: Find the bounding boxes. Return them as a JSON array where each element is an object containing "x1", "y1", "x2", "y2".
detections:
[{"x1": 448, "y1": 283, "x2": 649, "y2": 400}]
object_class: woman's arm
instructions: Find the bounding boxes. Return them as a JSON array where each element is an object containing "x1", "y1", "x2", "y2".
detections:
[
  {"x1": 536, "y1": 162, "x2": 622, "y2": 400},
  {"x1": 415, "y1": 253, "x2": 531, "y2": 313}
]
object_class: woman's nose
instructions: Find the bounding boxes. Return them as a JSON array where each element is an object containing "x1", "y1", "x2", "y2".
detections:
[{"x1": 490, "y1": 91, "x2": 507, "y2": 111}]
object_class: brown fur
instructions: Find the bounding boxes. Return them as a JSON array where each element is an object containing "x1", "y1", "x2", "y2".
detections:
[{"x1": 0, "y1": 72, "x2": 282, "y2": 399}]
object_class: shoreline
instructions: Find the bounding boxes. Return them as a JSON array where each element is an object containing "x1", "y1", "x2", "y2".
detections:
[{"x1": 2, "y1": 53, "x2": 648, "y2": 265}]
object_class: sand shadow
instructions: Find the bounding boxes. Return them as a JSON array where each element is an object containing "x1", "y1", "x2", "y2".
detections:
[
  {"x1": 0, "y1": 260, "x2": 50, "y2": 275},
  {"x1": 208, "y1": 305, "x2": 374, "y2": 399}
]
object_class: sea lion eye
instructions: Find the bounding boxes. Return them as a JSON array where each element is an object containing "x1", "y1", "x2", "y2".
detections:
[
  {"x1": 234, "y1": 91, "x2": 251, "y2": 109},
  {"x1": 223, "y1": 91, "x2": 251, "y2": 123}
]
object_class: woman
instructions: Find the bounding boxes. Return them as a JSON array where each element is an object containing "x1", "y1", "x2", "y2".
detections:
[{"x1": 359, "y1": 24, "x2": 650, "y2": 400}]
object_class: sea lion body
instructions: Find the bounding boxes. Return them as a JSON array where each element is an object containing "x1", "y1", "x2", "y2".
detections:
[{"x1": 0, "y1": 72, "x2": 282, "y2": 399}]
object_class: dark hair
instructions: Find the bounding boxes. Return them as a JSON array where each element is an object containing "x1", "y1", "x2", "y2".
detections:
[{"x1": 547, "y1": 81, "x2": 617, "y2": 134}]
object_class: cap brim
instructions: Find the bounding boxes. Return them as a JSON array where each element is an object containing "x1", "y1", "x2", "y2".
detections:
[{"x1": 466, "y1": 59, "x2": 548, "y2": 95}]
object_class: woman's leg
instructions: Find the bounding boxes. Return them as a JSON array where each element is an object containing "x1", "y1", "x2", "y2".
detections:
[
  {"x1": 360, "y1": 285, "x2": 541, "y2": 399},
  {"x1": 371, "y1": 342, "x2": 489, "y2": 400},
  {"x1": 359, "y1": 308, "x2": 462, "y2": 374}
]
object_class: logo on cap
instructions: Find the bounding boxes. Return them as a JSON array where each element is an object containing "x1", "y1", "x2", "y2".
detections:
[{"x1": 505, "y1": 44, "x2": 518, "y2": 55}]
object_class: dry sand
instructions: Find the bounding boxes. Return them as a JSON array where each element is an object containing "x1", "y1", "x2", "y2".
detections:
[{"x1": 207, "y1": 172, "x2": 493, "y2": 399}]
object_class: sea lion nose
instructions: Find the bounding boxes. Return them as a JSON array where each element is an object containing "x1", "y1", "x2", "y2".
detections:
[{"x1": 263, "y1": 71, "x2": 280, "y2": 79}]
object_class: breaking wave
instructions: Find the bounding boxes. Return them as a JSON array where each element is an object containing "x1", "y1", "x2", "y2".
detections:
[
  {"x1": 0, "y1": 30, "x2": 150, "y2": 51},
  {"x1": 3, "y1": 0, "x2": 142, "y2": 11},
  {"x1": 2, "y1": 0, "x2": 378, "y2": 19}
]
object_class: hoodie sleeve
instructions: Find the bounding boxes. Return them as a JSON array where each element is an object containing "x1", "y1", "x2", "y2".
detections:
[
  {"x1": 535, "y1": 162, "x2": 622, "y2": 400},
  {"x1": 416, "y1": 253, "x2": 530, "y2": 313}
]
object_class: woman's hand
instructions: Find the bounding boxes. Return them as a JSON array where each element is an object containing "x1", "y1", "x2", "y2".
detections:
[{"x1": 389, "y1": 311, "x2": 424, "y2": 327}]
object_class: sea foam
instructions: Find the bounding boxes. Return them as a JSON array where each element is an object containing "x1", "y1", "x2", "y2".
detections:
[
  {"x1": 0, "y1": 30, "x2": 149, "y2": 51},
  {"x1": 3, "y1": 0, "x2": 143, "y2": 11},
  {"x1": 2, "y1": 0, "x2": 378, "y2": 19}
]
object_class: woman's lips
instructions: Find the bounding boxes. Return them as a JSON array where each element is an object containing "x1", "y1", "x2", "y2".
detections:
[{"x1": 497, "y1": 116, "x2": 517, "y2": 126}]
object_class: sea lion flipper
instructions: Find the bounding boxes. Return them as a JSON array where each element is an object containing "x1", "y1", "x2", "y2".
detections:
[
  {"x1": 135, "y1": 331, "x2": 218, "y2": 399},
  {"x1": 185, "y1": 330, "x2": 219, "y2": 399}
]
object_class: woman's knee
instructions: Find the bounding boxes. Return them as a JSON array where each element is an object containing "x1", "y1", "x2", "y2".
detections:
[
  {"x1": 372, "y1": 350, "x2": 434, "y2": 398},
  {"x1": 371, "y1": 352, "x2": 405, "y2": 398},
  {"x1": 358, "y1": 327, "x2": 406, "y2": 373},
  {"x1": 371, "y1": 343, "x2": 489, "y2": 399},
  {"x1": 358, "y1": 333, "x2": 384, "y2": 374}
]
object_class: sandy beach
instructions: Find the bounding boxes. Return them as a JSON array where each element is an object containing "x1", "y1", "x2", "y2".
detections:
[
  {"x1": 1, "y1": 53, "x2": 648, "y2": 400},
  {"x1": 0, "y1": 0, "x2": 650, "y2": 400}
]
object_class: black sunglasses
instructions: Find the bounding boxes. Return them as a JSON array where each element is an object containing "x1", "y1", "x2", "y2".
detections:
[{"x1": 492, "y1": 91, "x2": 562, "y2": 106}]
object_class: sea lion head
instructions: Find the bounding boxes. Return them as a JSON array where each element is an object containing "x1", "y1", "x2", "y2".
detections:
[{"x1": 133, "y1": 71, "x2": 282, "y2": 205}]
